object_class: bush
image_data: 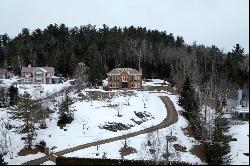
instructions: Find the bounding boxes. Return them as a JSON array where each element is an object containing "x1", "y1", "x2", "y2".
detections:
[
  {"x1": 39, "y1": 140, "x2": 46, "y2": 147},
  {"x1": 58, "y1": 114, "x2": 74, "y2": 125}
]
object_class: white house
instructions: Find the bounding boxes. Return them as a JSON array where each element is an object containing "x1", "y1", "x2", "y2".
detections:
[
  {"x1": 20, "y1": 64, "x2": 59, "y2": 84},
  {"x1": 227, "y1": 88, "x2": 249, "y2": 119}
]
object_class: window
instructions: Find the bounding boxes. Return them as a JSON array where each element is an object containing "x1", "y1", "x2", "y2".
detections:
[
  {"x1": 134, "y1": 82, "x2": 137, "y2": 88},
  {"x1": 110, "y1": 75, "x2": 118, "y2": 81},
  {"x1": 121, "y1": 74, "x2": 128, "y2": 82},
  {"x1": 36, "y1": 73, "x2": 42, "y2": 77},
  {"x1": 131, "y1": 83, "x2": 134, "y2": 88},
  {"x1": 134, "y1": 75, "x2": 141, "y2": 81},
  {"x1": 134, "y1": 75, "x2": 140, "y2": 81}
]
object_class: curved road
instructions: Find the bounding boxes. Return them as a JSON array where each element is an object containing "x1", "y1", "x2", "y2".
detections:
[{"x1": 22, "y1": 95, "x2": 178, "y2": 165}]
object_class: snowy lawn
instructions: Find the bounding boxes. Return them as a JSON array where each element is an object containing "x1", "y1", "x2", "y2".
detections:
[
  {"x1": 1, "y1": 87, "x2": 169, "y2": 164},
  {"x1": 228, "y1": 121, "x2": 249, "y2": 165},
  {"x1": 36, "y1": 90, "x2": 167, "y2": 152},
  {"x1": 63, "y1": 93, "x2": 204, "y2": 164}
]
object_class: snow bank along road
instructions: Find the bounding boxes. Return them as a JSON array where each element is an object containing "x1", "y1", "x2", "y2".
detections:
[{"x1": 22, "y1": 95, "x2": 178, "y2": 165}]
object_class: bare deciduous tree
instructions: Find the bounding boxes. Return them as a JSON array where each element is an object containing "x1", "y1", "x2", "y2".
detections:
[{"x1": 74, "y1": 62, "x2": 88, "y2": 90}]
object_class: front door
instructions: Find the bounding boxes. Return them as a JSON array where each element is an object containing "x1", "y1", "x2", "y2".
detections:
[{"x1": 122, "y1": 82, "x2": 128, "y2": 88}]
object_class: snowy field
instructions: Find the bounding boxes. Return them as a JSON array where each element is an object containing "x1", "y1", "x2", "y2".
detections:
[
  {"x1": 1, "y1": 78, "x2": 248, "y2": 165},
  {"x1": 1, "y1": 79, "x2": 172, "y2": 165},
  {"x1": 63, "y1": 93, "x2": 204, "y2": 164},
  {"x1": 228, "y1": 121, "x2": 249, "y2": 165},
  {"x1": 0, "y1": 78, "x2": 72, "y2": 99}
]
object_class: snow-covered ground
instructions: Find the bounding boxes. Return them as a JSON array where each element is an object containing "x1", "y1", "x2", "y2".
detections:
[
  {"x1": 63, "y1": 93, "x2": 203, "y2": 164},
  {"x1": 0, "y1": 79, "x2": 203, "y2": 165},
  {"x1": 0, "y1": 77, "x2": 72, "y2": 99},
  {"x1": 35, "y1": 90, "x2": 167, "y2": 153},
  {"x1": 228, "y1": 121, "x2": 249, "y2": 165},
  {"x1": 40, "y1": 160, "x2": 56, "y2": 165},
  {"x1": 143, "y1": 79, "x2": 169, "y2": 87},
  {"x1": 1, "y1": 78, "x2": 247, "y2": 165}
]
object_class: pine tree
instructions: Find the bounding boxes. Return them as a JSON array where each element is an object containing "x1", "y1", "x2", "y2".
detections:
[
  {"x1": 87, "y1": 43, "x2": 103, "y2": 85},
  {"x1": 10, "y1": 92, "x2": 42, "y2": 149},
  {"x1": 8, "y1": 85, "x2": 18, "y2": 106},
  {"x1": 0, "y1": 87, "x2": 7, "y2": 108},
  {"x1": 178, "y1": 77, "x2": 199, "y2": 118},
  {"x1": 205, "y1": 101, "x2": 232, "y2": 164},
  {"x1": 178, "y1": 77, "x2": 201, "y2": 139},
  {"x1": 59, "y1": 91, "x2": 74, "y2": 120},
  {"x1": 0, "y1": 153, "x2": 7, "y2": 165}
]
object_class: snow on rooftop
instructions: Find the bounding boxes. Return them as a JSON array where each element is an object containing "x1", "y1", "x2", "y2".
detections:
[{"x1": 143, "y1": 79, "x2": 169, "y2": 87}]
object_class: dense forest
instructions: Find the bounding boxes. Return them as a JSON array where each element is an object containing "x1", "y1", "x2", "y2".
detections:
[{"x1": 0, "y1": 24, "x2": 249, "y2": 90}]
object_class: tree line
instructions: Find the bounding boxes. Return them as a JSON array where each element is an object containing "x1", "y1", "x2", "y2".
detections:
[{"x1": 0, "y1": 24, "x2": 248, "y2": 89}]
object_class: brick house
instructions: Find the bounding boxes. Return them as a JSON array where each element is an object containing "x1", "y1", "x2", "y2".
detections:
[
  {"x1": 107, "y1": 68, "x2": 142, "y2": 89},
  {"x1": 20, "y1": 64, "x2": 59, "y2": 84}
]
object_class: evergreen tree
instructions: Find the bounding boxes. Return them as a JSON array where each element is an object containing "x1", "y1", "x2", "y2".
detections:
[
  {"x1": 8, "y1": 85, "x2": 18, "y2": 106},
  {"x1": 0, "y1": 153, "x2": 7, "y2": 165},
  {"x1": 225, "y1": 44, "x2": 245, "y2": 85},
  {"x1": 178, "y1": 77, "x2": 201, "y2": 139},
  {"x1": 59, "y1": 91, "x2": 74, "y2": 119},
  {"x1": 205, "y1": 101, "x2": 232, "y2": 165},
  {"x1": 87, "y1": 43, "x2": 103, "y2": 84},
  {"x1": 0, "y1": 87, "x2": 7, "y2": 108},
  {"x1": 10, "y1": 92, "x2": 42, "y2": 149},
  {"x1": 178, "y1": 77, "x2": 199, "y2": 117}
]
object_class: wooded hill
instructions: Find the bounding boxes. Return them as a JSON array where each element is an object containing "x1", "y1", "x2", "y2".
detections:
[{"x1": 0, "y1": 24, "x2": 248, "y2": 90}]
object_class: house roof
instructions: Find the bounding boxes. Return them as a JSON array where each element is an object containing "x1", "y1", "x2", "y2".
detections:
[
  {"x1": 34, "y1": 67, "x2": 48, "y2": 73},
  {"x1": 107, "y1": 68, "x2": 141, "y2": 75},
  {"x1": 21, "y1": 67, "x2": 54, "y2": 73}
]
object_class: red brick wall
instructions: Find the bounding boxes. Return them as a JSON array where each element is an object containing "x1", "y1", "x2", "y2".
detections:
[{"x1": 108, "y1": 70, "x2": 142, "y2": 89}]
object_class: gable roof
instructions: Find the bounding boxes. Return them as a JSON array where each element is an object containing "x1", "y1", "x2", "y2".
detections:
[
  {"x1": 107, "y1": 68, "x2": 141, "y2": 75},
  {"x1": 34, "y1": 67, "x2": 48, "y2": 73},
  {"x1": 21, "y1": 67, "x2": 54, "y2": 73}
]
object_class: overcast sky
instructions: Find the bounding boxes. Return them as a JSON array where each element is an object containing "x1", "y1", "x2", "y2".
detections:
[{"x1": 0, "y1": 0, "x2": 249, "y2": 53}]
